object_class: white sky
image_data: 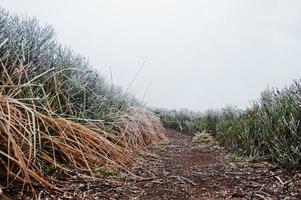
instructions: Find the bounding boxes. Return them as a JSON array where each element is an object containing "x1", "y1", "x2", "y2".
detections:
[{"x1": 1, "y1": 0, "x2": 301, "y2": 111}]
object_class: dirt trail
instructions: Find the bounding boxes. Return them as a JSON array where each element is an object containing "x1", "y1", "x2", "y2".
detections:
[
  {"x1": 119, "y1": 129, "x2": 300, "y2": 200},
  {"x1": 12, "y1": 129, "x2": 300, "y2": 199}
]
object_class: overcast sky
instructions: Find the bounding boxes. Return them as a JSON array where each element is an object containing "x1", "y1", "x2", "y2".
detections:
[{"x1": 1, "y1": 0, "x2": 301, "y2": 111}]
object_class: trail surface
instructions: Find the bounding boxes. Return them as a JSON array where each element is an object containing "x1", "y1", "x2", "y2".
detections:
[
  {"x1": 119, "y1": 129, "x2": 300, "y2": 200},
  {"x1": 15, "y1": 129, "x2": 300, "y2": 199}
]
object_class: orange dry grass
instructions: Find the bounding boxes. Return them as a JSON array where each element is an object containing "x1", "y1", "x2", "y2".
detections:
[
  {"x1": 0, "y1": 96, "x2": 134, "y2": 190},
  {"x1": 0, "y1": 95, "x2": 166, "y2": 196},
  {"x1": 0, "y1": 63, "x2": 166, "y2": 196}
]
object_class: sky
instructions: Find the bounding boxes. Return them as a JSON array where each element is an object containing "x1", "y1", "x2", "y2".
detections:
[{"x1": 1, "y1": 0, "x2": 301, "y2": 111}]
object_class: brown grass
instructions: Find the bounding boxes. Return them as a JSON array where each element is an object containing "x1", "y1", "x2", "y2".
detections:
[{"x1": 0, "y1": 64, "x2": 166, "y2": 196}]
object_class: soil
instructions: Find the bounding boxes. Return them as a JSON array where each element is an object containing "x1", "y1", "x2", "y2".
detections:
[
  {"x1": 117, "y1": 129, "x2": 301, "y2": 200},
  {"x1": 4, "y1": 129, "x2": 301, "y2": 199}
]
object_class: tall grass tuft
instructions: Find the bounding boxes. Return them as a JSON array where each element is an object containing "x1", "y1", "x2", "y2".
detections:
[
  {"x1": 217, "y1": 84, "x2": 301, "y2": 169},
  {"x1": 0, "y1": 7, "x2": 166, "y2": 195}
]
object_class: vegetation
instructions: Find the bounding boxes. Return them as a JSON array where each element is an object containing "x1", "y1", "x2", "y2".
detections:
[
  {"x1": 157, "y1": 82, "x2": 301, "y2": 169},
  {"x1": 192, "y1": 132, "x2": 215, "y2": 145},
  {"x1": 155, "y1": 108, "x2": 220, "y2": 134},
  {"x1": 0, "y1": 7, "x2": 165, "y2": 195},
  {"x1": 153, "y1": 108, "x2": 196, "y2": 133},
  {"x1": 1, "y1": 5, "x2": 300, "y2": 198}
]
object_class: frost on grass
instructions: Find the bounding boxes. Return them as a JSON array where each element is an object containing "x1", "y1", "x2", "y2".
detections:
[{"x1": 192, "y1": 132, "x2": 216, "y2": 146}]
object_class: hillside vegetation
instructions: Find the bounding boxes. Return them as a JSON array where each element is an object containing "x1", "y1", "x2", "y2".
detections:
[
  {"x1": 0, "y1": 8, "x2": 165, "y2": 195},
  {"x1": 156, "y1": 82, "x2": 301, "y2": 169}
]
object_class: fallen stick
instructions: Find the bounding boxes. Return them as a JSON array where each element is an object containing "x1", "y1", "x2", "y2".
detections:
[{"x1": 179, "y1": 176, "x2": 197, "y2": 186}]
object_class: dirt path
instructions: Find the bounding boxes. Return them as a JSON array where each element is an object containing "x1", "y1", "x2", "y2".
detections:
[
  {"x1": 12, "y1": 129, "x2": 300, "y2": 199},
  {"x1": 118, "y1": 129, "x2": 300, "y2": 200}
]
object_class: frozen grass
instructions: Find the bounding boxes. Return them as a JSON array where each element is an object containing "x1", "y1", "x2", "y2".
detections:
[
  {"x1": 157, "y1": 83, "x2": 301, "y2": 169},
  {"x1": 192, "y1": 132, "x2": 215, "y2": 145},
  {"x1": 0, "y1": 7, "x2": 166, "y2": 195},
  {"x1": 217, "y1": 84, "x2": 301, "y2": 169}
]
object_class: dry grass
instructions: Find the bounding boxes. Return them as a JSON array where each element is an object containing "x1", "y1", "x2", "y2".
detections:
[
  {"x1": 0, "y1": 8, "x2": 166, "y2": 197},
  {"x1": 0, "y1": 73, "x2": 166, "y2": 196},
  {"x1": 117, "y1": 107, "x2": 166, "y2": 150},
  {"x1": 0, "y1": 91, "x2": 165, "y2": 193}
]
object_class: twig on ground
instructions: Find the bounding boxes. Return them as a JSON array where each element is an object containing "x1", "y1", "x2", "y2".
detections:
[
  {"x1": 255, "y1": 193, "x2": 270, "y2": 200},
  {"x1": 180, "y1": 176, "x2": 197, "y2": 186}
]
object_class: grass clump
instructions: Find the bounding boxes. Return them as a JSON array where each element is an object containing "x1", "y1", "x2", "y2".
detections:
[
  {"x1": 217, "y1": 85, "x2": 301, "y2": 169},
  {"x1": 0, "y1": 7, "x2": 166, "y2": 196},
  {"x1": 226, "y1": 153, "x2": 242, "y2": 161},
  {"x1": 192, "y1": 132, "x2": 215, "y2": 145}
]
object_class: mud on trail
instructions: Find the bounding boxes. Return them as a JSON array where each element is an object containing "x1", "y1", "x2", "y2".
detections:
[{"x1": 12, "y1": 129, "x2": 300, "y2": 199}]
